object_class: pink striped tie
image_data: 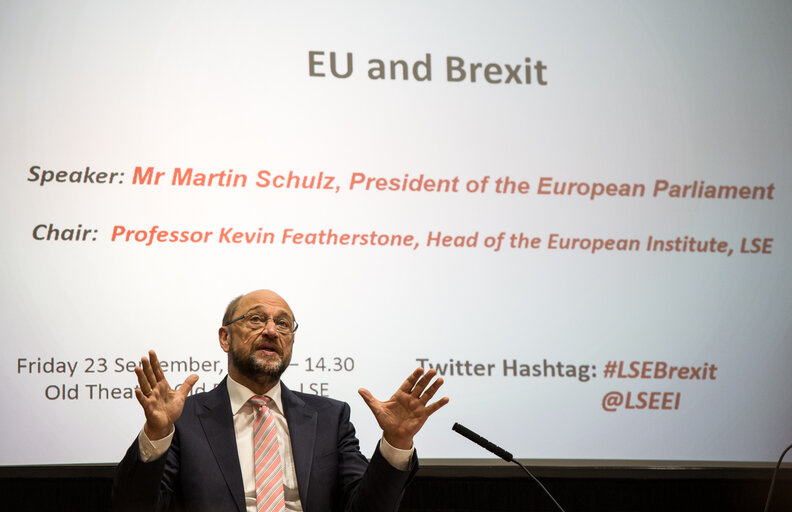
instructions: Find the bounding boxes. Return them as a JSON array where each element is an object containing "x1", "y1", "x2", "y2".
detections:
[{"x1": 249, "y1": 395, "x2": 286, "y2": 512}]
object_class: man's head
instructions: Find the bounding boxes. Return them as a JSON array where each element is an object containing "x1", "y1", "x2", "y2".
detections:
[{"x1": 218, "y1": 289, "x2": 297, "y2": 393}]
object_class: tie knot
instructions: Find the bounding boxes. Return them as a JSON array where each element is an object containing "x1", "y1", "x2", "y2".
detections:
[{"x1": 249, "y1": 395, "x2": 272, "y2": 410}]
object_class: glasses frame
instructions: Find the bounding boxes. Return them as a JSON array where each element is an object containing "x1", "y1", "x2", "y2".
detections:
[{"x1": 223, "y1": 312, "x2": 298, "y2": 335}]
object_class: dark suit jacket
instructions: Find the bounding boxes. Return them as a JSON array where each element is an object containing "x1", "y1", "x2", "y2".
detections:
[{"x1": 112, "y1": 378, "x2": 417, "y2": 512}]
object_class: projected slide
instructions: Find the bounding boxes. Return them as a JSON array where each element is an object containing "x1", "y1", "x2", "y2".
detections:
[{"x1": 1, "y1": 1, "x2": 790, "y2": 466}]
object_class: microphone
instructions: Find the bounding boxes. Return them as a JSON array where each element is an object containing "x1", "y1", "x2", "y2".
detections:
[
  {"x1": 452, "y1": 422, "x2": 513, "y2": 462},
  {"x1": 452, "y1": 422, "x2": 567, "y2": 512}
]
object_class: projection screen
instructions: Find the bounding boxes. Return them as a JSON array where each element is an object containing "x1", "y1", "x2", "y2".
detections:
[{"x1": 1, "y1": 0, "x2": 791, "y2": 466}]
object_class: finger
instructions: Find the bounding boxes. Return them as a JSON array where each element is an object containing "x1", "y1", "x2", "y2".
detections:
[
  {"x1": 419, "y1": 377, "x2": 444, "y2": 403},
  {"x1": 357, "y1": 388, "x2": 378, "y2": 412},
  {"x1": 149, "y1": 350, "x2": 166, "y2": 382},
  {"x1": 178, "y1": 374, "x2": 200, "y2": 399},
  {"x1": 141, "y1": 356, "x2": 158, "y2": 389},
  {"x1": 425, "y1": 396, "x2": 450, "y2": 416},
  {"x1": 134, "y1": 387, "x2": 148, "y2": 407},
  {"x1": 398, "y1": 367, "x2": 425, "y2": 393},
  {"x1": 409, "y1": 368, "x2": 437, "y2": 396},
  {"x1": 135, "y1": 366, "x2": 153, "y2": 396}
]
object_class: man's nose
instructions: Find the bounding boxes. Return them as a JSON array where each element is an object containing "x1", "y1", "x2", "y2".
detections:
[{"x1": 261, "y1": 319, "x2": 278, "y2": 336}]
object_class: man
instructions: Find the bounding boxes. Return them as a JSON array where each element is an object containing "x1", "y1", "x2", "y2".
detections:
[{"x1": 112, "y1": 289, "x2": 448, "y2": 512}]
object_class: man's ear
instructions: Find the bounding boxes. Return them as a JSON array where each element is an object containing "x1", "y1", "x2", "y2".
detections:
[{"x1": 218, "y1": 326, "x2": 231, "y2": 353}]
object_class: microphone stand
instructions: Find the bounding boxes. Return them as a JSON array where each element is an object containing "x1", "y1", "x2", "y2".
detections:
[
  {"x1": 453, "y1": 422, "x2": 567, "y2": 512},
  {"x1": 763, "y1": 442, "x2": 792, "y2": 512}
]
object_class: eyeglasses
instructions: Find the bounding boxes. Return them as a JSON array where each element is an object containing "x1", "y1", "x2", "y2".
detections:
[{"x1": 223, "y1": 312, "x2": 298, "y2": 335}]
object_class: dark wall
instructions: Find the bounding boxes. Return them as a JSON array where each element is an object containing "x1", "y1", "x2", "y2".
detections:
[
  {"x1": 2, "y1": 466, "x2": 791, "y2": 512},
  {"x1": 401, "y1": 474, "x2": 792, "y2": 512}
]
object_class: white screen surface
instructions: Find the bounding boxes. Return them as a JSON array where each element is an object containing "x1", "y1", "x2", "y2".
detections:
[{"x1": 1, "y1": 1, "x2": 790, "y2": 466}]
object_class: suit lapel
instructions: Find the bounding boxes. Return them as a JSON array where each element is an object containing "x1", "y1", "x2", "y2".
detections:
[
  {"x1": 197, "y1": 378, "x2": 246, "y2": 512},
  {"x1": 281, "y1": 383, "x2": 318, "y2": 508}
]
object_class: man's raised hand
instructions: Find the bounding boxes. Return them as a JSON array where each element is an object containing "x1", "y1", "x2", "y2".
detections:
[
  {"x1": 134, "y1": 350, "x2": 199, "y2": 440},
  {"x1": 358, "y1": 367, "x2": 449, "y2": 450}
]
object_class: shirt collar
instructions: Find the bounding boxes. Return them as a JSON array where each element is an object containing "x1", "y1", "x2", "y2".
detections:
[{"x1": 226, "y1": 375, "x2": 283, "y2": 415}]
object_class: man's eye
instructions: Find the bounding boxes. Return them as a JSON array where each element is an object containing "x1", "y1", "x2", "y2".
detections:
[
  {"x1": 248, "y1": 315, "x2": 264, "y2": 323},
  {"x1": 276, "y1": 319, "x2": 289, "y2": 327}
]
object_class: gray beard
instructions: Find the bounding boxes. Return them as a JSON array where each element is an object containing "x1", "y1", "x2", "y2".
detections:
[{"x1": 228, "y1": 333, "x2": 287, "y2": 381}]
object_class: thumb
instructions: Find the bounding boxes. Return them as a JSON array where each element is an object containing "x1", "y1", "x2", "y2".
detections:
[
  {"x1": 358, "y1": 388, "x2": 377, "y2": 411},
  {"x1": 178, "y1": 374, "x2": 200, "y2": 398}
]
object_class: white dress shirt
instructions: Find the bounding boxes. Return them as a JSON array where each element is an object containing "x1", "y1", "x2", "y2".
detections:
[{"x1": 138, "y1": 376, "x2": 413, "y2": 512}]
